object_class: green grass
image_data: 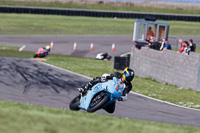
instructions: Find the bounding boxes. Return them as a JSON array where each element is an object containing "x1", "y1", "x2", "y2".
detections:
[
  {"x1": 0, "y1": 13, "x2": 134, "y2": 35},
  {"x1": 0, "y1": 45, "x2": 19, "y2": 50},
  {"x1": 1, "y1": 0, "x2": 200, "y2": 15},
  {"x1": 46, "y1": 54, "x2": 114, "y2": 78},
  {"x1": 46, "y1": 54, "x2": 200, "y2": 109},
  {"x1": 0, "y1": 13, "x2": 200, "y2": 36},
  {"x1": 1, "y1": 46, "x2": 200, "y2": 109},
  {"x1": 1, "y1": 100, "x2": 200, "y2": 133},
  {"x1": 0, "y1": 48, "x2": 35, "y2": 58},
  {"x1": 195, "y1": 46, "x2": 200, "y2": 53},
  {"x1": 1, "y1": 46, "x2": 200, "y2": 132}
]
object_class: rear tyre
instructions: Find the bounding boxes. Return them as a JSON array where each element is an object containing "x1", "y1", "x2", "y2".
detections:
[
  {"x1": 69, "y1": 95, "x2": 81, "y2": 111},
  {"x1": 87, "y1": 93, "x2": 109, "y2": 113},
  {"x1": 103, "y1": 101, "x2": 116, "y2": 114}
]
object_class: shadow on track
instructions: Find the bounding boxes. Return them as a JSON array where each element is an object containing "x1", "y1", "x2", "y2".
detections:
[{"x1": 0, "y1": 56, "x2": 200, "y2": 127}]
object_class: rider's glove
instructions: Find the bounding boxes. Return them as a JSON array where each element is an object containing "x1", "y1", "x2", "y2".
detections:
[{"x1": 101, "y1": 73, "x2": 110, "y2": 82}]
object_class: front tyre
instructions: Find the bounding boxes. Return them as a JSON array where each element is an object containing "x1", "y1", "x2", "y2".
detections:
[
  {"x1": 69, "y1": 95, "x2": 81, "y2": 111},
  {"x1": 87, "y1": 93, "x2": 109, "y2": 113}
]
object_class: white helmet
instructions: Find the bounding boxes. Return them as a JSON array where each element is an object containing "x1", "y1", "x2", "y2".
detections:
[{"x1": 101, "y1": 73, "x2": 110, "y2": 82}]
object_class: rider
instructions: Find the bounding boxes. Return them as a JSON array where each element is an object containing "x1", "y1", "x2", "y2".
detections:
[
  {"x1": 34, "y1": 44, "x2": 53, "y2": 58},
  {"x1": 78, "y1": 67, "x2": 135, "y2": 113}
]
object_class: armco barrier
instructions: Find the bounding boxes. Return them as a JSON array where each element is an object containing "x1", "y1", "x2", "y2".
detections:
[
  {"x1": 0, "y1": 6, "x2": 200, "y2": 22},
  {"x1": 130, "y1": 48, "x2": 200, "y2": 91}
]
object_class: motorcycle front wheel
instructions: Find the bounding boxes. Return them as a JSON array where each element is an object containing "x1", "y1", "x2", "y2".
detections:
[{"x1": 69, "y1": 94, "x2": 81, "y2": 111}]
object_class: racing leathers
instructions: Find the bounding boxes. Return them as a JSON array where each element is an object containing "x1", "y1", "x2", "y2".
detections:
[
  {"x1": 78, "y1": 72, "x2": 132, "y2": 113},
  {"x1": 34, "y1": 47, "x2": 51, "y2": 58},
  {"x1": 79, "y1": 72, "x2": 132, "y2": 101}
]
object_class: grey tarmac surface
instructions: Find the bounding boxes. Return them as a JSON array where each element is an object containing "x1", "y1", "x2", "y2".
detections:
[
  {"x1": 1, "y1": 35, "x2": 200, "y2": 59},
  {"x1": 1, "y1": 35, "x2": 200, "y2": 127},
  {"x1": 0, "y1": 56, "x2": 200, "y2": 127}
]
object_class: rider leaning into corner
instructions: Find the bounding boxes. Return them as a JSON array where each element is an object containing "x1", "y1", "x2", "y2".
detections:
[
  {"x1": 79, "y1": 67, "x2": 135, "y2": 113},
  {"x1": 33, "y1": 43, "x2": 53, "y2": 58}
]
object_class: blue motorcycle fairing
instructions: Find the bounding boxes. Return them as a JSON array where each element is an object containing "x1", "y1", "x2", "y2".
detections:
[{"x1": 78, "y1": 77, "x2": 124, "y2": 111}]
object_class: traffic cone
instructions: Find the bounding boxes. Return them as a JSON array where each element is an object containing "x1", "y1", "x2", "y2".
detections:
[
  {"x1": 112, "y1": 43, "x2": 115, "y2": 51},
  {"x1": 50, "y1": 41, "x2": 53, "y2": 49},
  {"x1": 90, "y1": 42, "x2": 94, "y2": 50},
  {"x1": 73, "y1": 42, "x2": 77, "y2": 50}
]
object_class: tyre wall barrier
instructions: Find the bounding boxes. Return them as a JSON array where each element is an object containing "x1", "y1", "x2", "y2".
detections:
[
  {"x1": 114, "y1": 54, "x2": 130, "y2": 70},
  {"x1": 0, "y1": 6, "x2": 200, "y2": 22}
]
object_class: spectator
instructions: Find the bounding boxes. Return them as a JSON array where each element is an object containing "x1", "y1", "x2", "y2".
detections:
[
  {"x1": 163, "y1": 40, "x2": 172, "y2": 50},
  {"x1": 185, "y1": 41, "x2": 191, "y2": 55},
  {"x1": 178, "y1": 39, "x2": 183, "y2": 50},
  {"x1": 177, "y1": 41, "x2": 190, "y2": 55},
  {"x1": 148, "y1": 36, "x2": 160, "y2": 50},
  {"x1": 147, "y1": 27, "x2": 154, "y2": 39},
  {"x1": 132, "y1": 40, "x2": 148, "y2": 50},
  {"x1": 160, "y1": 37, "x2": 166, "y2": 51},
  {"x1": 189, "y1": 39, "x2": 196, "y2": 52}
]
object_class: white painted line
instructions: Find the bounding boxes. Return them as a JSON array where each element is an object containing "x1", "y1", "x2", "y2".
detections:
[
  {"x1": 130, "y1": 91, "x2": 200, "y2": 112},
  {"x1": 19, "y1": 45, "x2": 26, "y2": 52},
  {"x1": 33, "y1": 58, "x2": 200, "y2": 112},
  {"x1": 120, "y1": 52, "x2": 131, "y2": 57},
  {"x1": 34, "y1": 59, "x2": 92, "y2": 80}
]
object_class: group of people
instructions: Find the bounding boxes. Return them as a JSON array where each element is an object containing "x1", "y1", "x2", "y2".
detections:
[
  {"x1": 133, "y1": 36, "x2": 197, "y2": 56},
  {"x1": 132, "y1": 36, "x2": 172, "y2": 51},
  {"x1": 133, "y1": 26, "x2": 197, "y2": 55},
  {"x1": 177, "y1": 39, "x2": 196, "y2": 55}
]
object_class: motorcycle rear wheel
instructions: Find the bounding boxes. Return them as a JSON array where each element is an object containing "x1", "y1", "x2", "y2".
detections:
[
  {"x1": 87, "y1": 93, "x2": 109, "y2": 113},
  {"x1": 69, "y1": 94, "x2": 81, "y2": 111}
]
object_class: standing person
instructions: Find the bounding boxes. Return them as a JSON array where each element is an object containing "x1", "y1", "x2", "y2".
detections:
[
  {"x1": 189, "y1": 39, "x2": 196, "y2": 52},
  {"x1": 34, "y1": 43, "x2": 53, "y2": 58},
  {"x1": 78, "y1": 67, "x2": 135, "y2": 113},
  {"x1": 147, "y1": 27, "x2": 154, "y2": 39}
]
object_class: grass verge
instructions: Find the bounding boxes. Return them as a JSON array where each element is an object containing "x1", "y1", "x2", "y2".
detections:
[
  {"x1": 1, "y1": 46, "x2": 200, "y2": 109},
  {"x1": 1, "y1": 100, "x2": 200, "y2": 133},
  {"x1": 1, "y1": 46, "x2": 200, "y2": 132},
  {"x1": 0, "y1": 13, "x2": 200, "y2": 36}
]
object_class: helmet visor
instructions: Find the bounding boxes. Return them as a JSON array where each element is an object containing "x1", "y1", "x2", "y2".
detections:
[{"x1": 124, "y1": 71, "x2": 133, "y2": 82}]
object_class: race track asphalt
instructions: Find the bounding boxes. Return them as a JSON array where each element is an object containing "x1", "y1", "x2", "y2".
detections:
[
  {"x1": 0, "y1": 56, "x2": 200, "y2": 127},
  {"x1": 1, "y1": 35, "x2": 200, "y2": 59}
]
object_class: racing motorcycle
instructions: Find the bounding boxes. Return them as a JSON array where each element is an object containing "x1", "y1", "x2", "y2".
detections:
[{"x1": 69, "y1": 77, "x2": 124, "y2": 113}]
